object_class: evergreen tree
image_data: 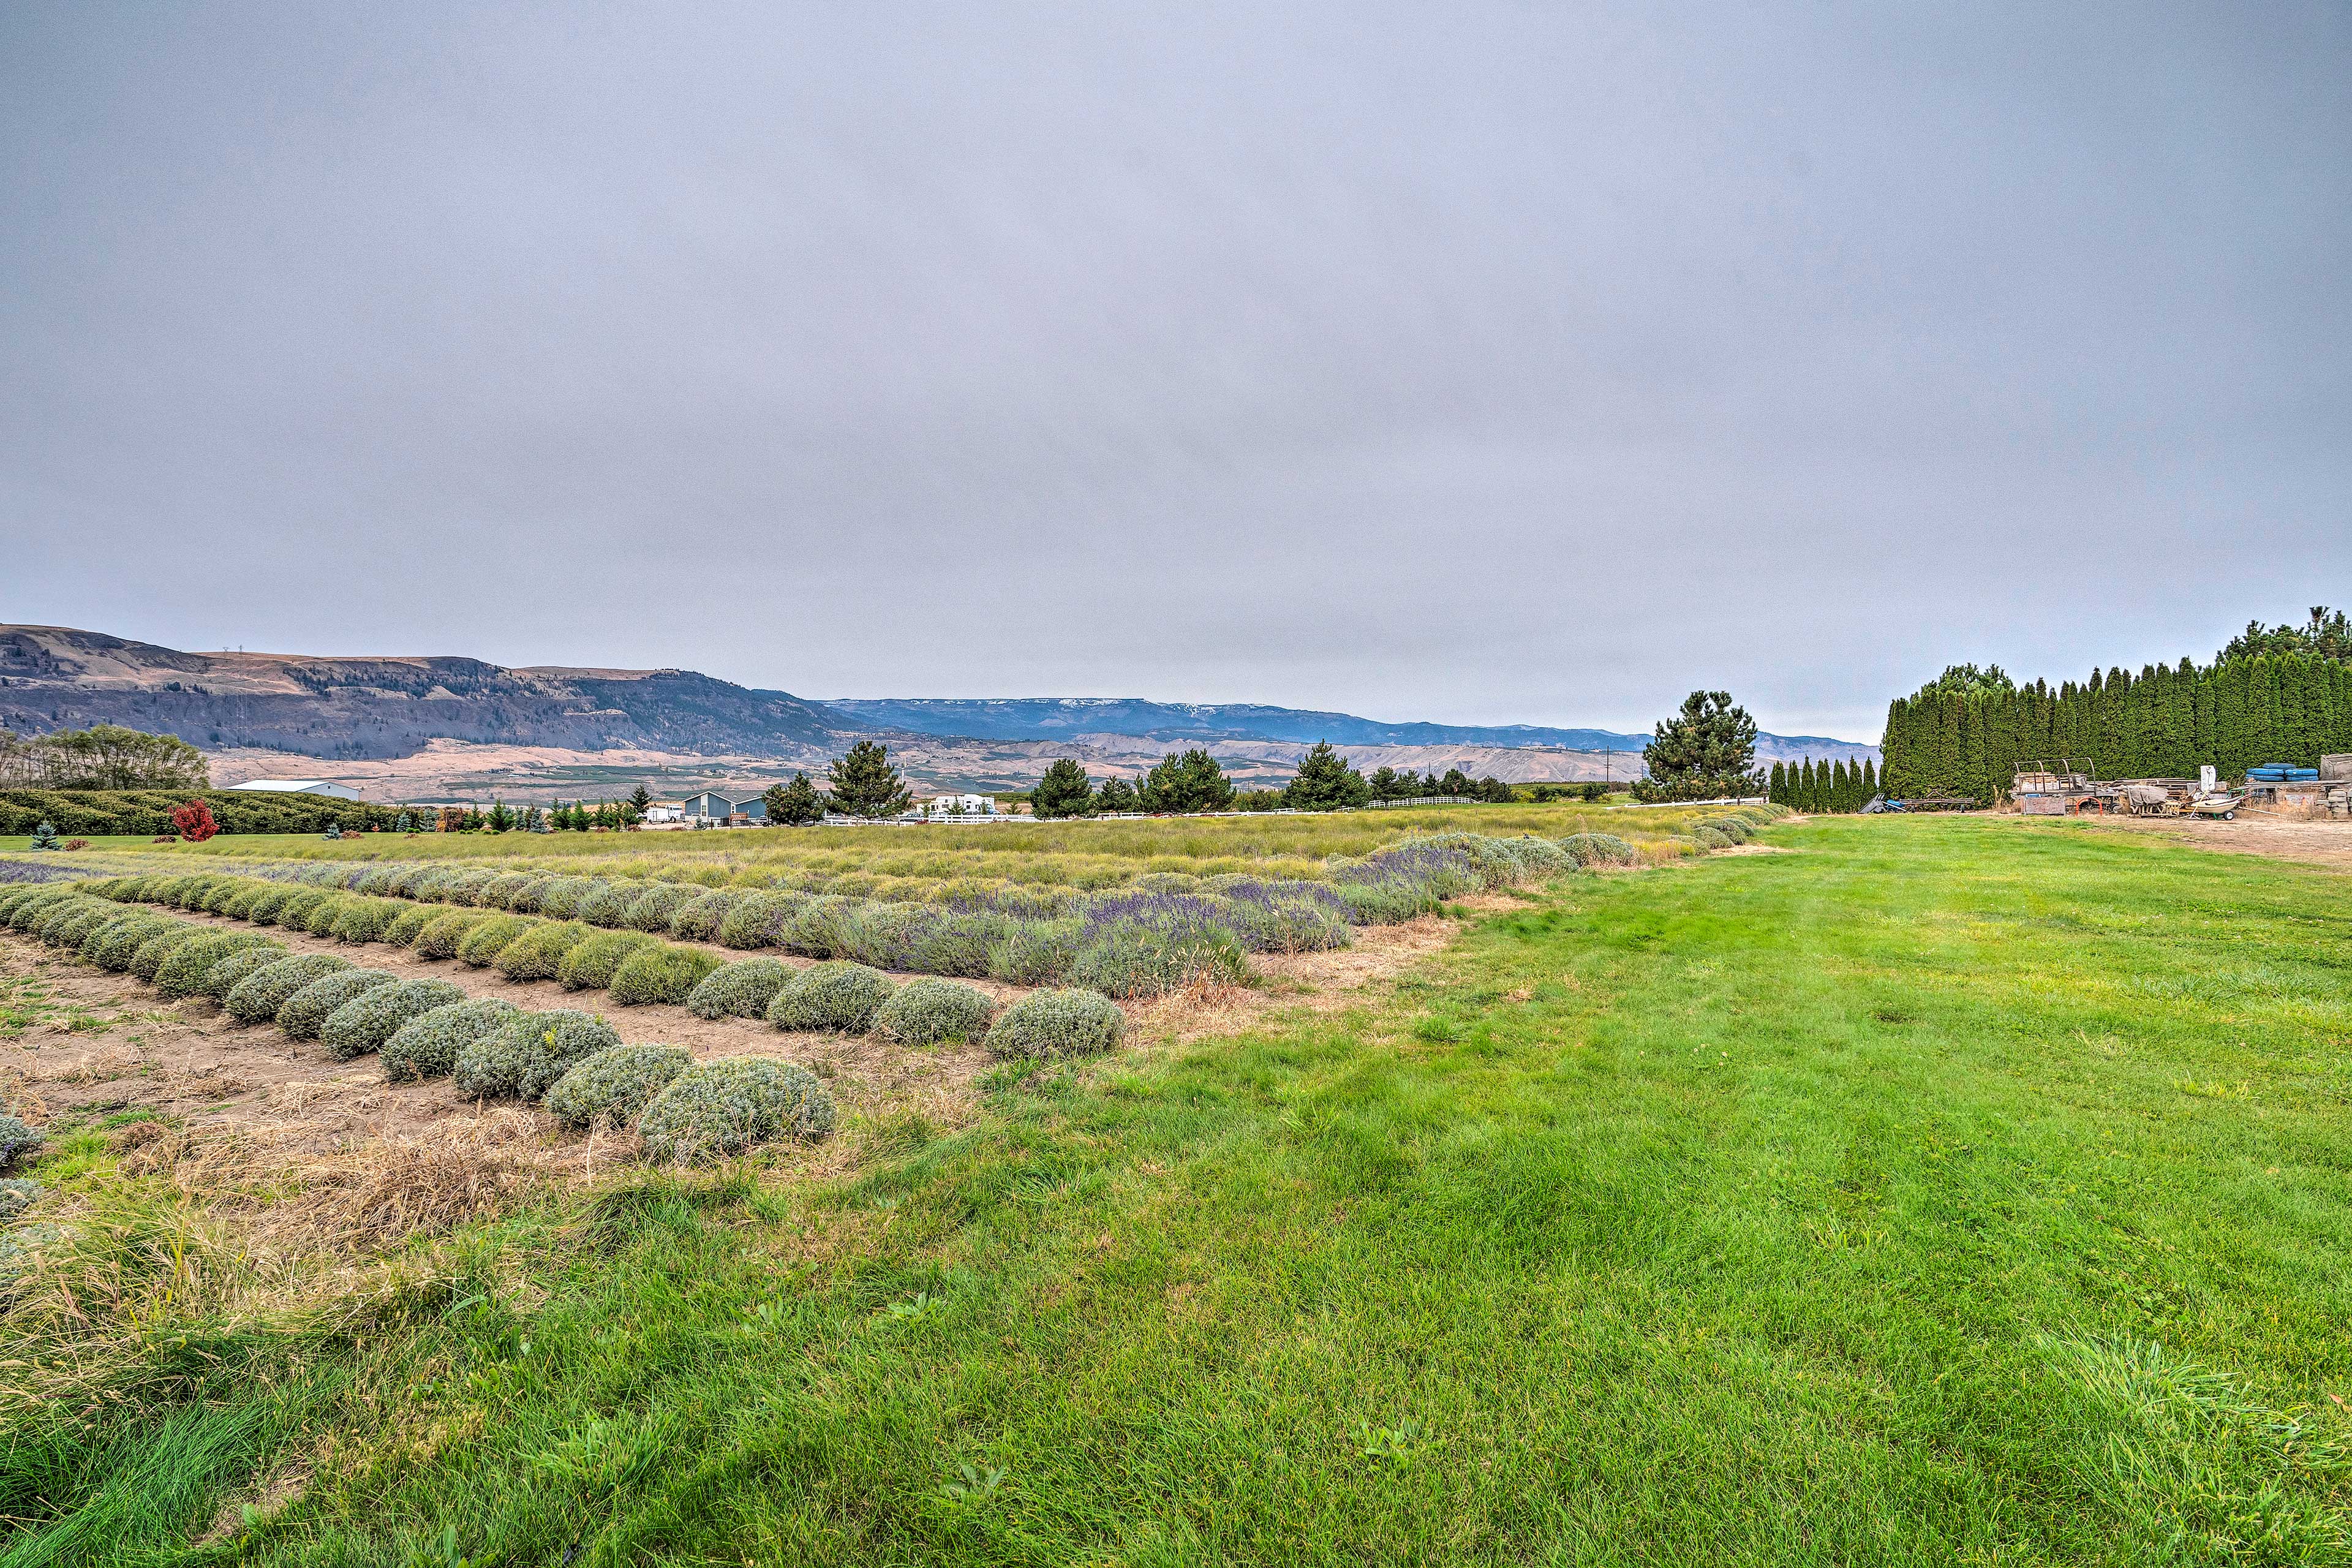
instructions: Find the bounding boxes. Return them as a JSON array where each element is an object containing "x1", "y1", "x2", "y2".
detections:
[
  {"x1": 1438, "y1": 767, "x2": 1474, "y2": 797},
  {"x1": 1367, "y1": 766, "x2": 1404, "y2": 801},
  {"x1": 763, "y1": 773, "x2": 826, "y2": 826},
  {"x1": 1284, "y1": 742, "x2": 1372, "y2": 812},
  {"x1": 29, "y1": 820, "x2": 60, "y2": 850},
  {"x1": 1768, "y1": 761, "x2": 1786, "y2": 803},
  {"x1": 1862, "y1": 758, "x2": 1877, "y2": 799},
  {"x1": 1032, "y1": 759, "x2": 1096, "y2": 820},
  {"x1": 1637, "y1": 690, "x2": 1761, "y2": 804},
  {"x1": 1094, "y1": 776, "x2": 1140, "y2": 814},
  {"x1": 1139, "y1": 748, "x2": 1236, "y2": 814},
  {"x1": 486, "y1": 799, "x2": 514, "y2": 833},
  {"x1": 627, "y1": 785, "x2": 652, "y2": 821},
  {"x1": 825, "y1": 742, "x2": 914, "y2": 819}
]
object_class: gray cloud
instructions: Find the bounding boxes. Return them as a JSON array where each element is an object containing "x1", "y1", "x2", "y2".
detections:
[{"x1": 4, "y1": 2, "x2": 2346, "y2": 738}]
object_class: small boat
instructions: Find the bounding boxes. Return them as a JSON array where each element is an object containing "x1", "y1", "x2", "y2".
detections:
[{"x1": 2182, "y1": 791, "x2": 2244, "y2": 820}]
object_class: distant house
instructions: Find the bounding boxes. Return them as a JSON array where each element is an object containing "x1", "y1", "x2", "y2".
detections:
[
  {"x1": 926, "y1": 793, "x2": 997, "y2": 816},
  {"x1": 223, "y1": 779, "x2": 361, "y2": 802},
  {"x1": 682, "y1": 792, "x2": 767, "y2": 824}
]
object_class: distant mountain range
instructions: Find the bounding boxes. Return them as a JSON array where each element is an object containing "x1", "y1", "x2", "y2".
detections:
[
  {"x1": 824, "y1": 696, "x2": 1872, "y2": 760},
  {"x1": 0, "y1": 626, "x2": 1877, "y2": 798},
  {"x1": 820, "y1": 697, "x2": 1657, "y2": 752}
]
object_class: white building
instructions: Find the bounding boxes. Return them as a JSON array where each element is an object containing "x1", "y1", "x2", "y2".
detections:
[
  {"x1": 926, "y1": 793, "x2": 997, "y2": 816},
  {"x1": 222, "y1": 779, "x2": 361, "y2": 802}
]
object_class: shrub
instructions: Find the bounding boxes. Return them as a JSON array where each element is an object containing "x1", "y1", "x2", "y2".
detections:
[
  {"x1": 454, "y1": 1008, "x2": 624, "y2": 1100},
  {"x1": 273, "y1": 888, "x2": 333, "y2": 930},
  {"x1": 609, "y1": 944, "x2": 723, "y2": 1006},
  {"x1": 322, "y1": 978, "x2": 469, "y2": 1061},
  {"x1": 328, "y1": 898, "x2": 405, "y2": 944},
  {"x1": 87, "y1": 914, "x2": 175, "y2": 971},
  {"x1": 558, "y1": 930, "x2": 658, "y2": 991},
  {"x1": 777, "y1": 895, "x2": 856, "y2": 959},
  {"x1": 986, "y1": 919, "x2": 1084, "y2": 987},
  {"x1": 382, "y1": 997, "x2": 522, "y2": 1084},
  {"x1": 199, "y1": 879, "x2": 246, "y2": 914},
  {"x1": 671, "y1": 888, "x2": 746, "y2": 943},
  {"x1": 301, "y1": 895, "x2": 358, "y2": 937},
  {"x1": 508, "y1": 875, "x2": 557, "y2": 913},
  {"x1": 456, "y1": 914, "x2": 535, "y2": 967},
  {"x1": 834, "y1": 902, "x2": 929, "y2": 970},
  {"x1": 544, "y1": 1044, "x2": 693, "y2": 1131},
  {"x1": 129, "y1": 925, "x2": 200, "y2": 982},
  {"x1": 908, "y1": 910, "x2": 1011, "y2": 978},
  {"x1": 494, "y1": 921, "x2": 592, "y2": 981},
  {"x1": 984, "y1": 988, "x2": 1125, "y2": 1060},
  {"x1": 218, "y1": 884, "x2": 266, "y2": 919},
  {"x1": 243, "y1": 885, "x2": 293, "y2": 925},
  {"x1": 622, "y1": 883, "x2": 694, "y2": 933},
  {"x1": 382, "y1": 905, "x2": 436, "y2": 946},
  {"x1": 6, "y1": 889, "x2": 74, "y2": 932},
  {"x1": 41, "y1": 900, "x2": 119, "y2": 950},
  {"x1": 873, "y1": 978, "x2": 995, "y2": 1045},
  {"x1": 638, "y1": 1057, "x2": 835, "y2": 1163},
  {"x1": 1556, "y1": 832, "x2": 1638, "y2": 868},
  {"x1": 412, "y1": 910, "x2": 492, "y2": 960},
  {"x1": 156, "y1": 930, "x2": 279, "y2": 999},
  {"x1": 534, "y1": 877, "x2": 600, "y2": 920},
  {"x1": 480, "y1": 872, "x2": 537, "y2": 911},
  {"x1": 0, "y1": 1111, "x2": 42, "y2": 1170},
  {"x1": 684, "y1": 959, "x2": 793, "y2": 1020},
  {"x1": 575, "y1": 883, "x2": 636, "y2": 928},
  {"x1": 222, "y1": 952, "x2": 351, "y2": 1022},
  {"x1": 1069, "y1": 922, "x2": 1248, "y2": 1000},
  {"x1": 767, "y1": 962, "x2": 894, "y2": 1034},
  {"x1": 279, "y1": 968, "x2": 396, "y2": 1039},
  {"x1": 716, "y1": 891, "x2": 795, "y2": 950},
  {"x1": 0, "y1": 1177, "x2": 39, "y2": 1219}
]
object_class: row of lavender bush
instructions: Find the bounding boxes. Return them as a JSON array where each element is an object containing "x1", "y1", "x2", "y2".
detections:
[{"x1": 64, "y1": 819, "x2": 1770, "y2": 998}]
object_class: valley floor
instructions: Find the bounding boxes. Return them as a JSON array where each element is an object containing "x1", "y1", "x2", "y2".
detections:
[{"x1": 6, "y1": 816, "x2": 2351, "y2": 1564}]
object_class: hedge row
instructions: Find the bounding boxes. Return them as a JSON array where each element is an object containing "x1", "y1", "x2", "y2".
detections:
[
  {"x1": 0, "y1": 790, "x2": 399, "y2": 837},
  {"x1": 106, "y1": 820, "x2": 1746, "y2": 998},
  {"x1": 0, "y1": 880, "x2": 837, "y2": 1164}
]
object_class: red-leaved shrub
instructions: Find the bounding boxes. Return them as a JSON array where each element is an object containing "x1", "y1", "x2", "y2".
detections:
[{"x1": 170, "y1": 800, "x2": 219, "y2": 842}]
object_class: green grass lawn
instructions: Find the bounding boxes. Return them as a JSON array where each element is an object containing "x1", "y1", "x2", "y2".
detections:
[{"x1": 8, "y1": 816, "x2": 2351, "y2": 1565}]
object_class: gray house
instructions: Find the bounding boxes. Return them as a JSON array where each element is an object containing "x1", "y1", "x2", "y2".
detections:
[{"x1": 682, "y1": 791, "x2": 766, "y2": 822}]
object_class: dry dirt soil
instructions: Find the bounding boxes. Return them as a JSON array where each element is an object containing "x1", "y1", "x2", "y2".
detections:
[
  {"x1": 2032, "y1": 810, "x2": 2352, "y2": 873},
  {"x1": 0, "y1": 905, "x2": 1478, "y2": 1180}
]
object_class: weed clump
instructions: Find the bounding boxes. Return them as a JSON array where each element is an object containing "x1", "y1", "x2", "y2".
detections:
[
  {"x1": 559, "y1": 930, "x2": 659, "y2": 991},
  {"x1": 544, "y1": 1044, "x2": 693, "y2": 1129},
  {"x1": 222, "y1": 952, "x2": 351, "y2": 1023},
  {"x1": 493, "y1": 921, "x2": 591, "y2": 982},
  {"x1": 383, "y1": 997, "x2": 523, "y2": 1084},
  {"x1": 454, "y1": 1008, "x2": 624, "y2": 1100},
  {"x1": 609, "y1": 944, "x2": 724, "y2": 1006},
  {"x1": 873, "y1": 978, "x2": 995, "y2": 1044},
  {"x1": 322, "y1": 978, "x2": 469, "y2": 1061},
  {"x1": 767, "y1": 962, "x2": 894, "y2": 1034},
  {"x1": 279, "y1": 968, "x2": 396, "y2": 1039},
  {"x1": 984, "y1": 988, "x2": 1125, "y2": 1060},
  {"x1": 638, "y1": 1057, "x2": 834, "y2": 1163},
  {"x1": 684, "y1": 959, "x2": 793, "y2": 1020}
]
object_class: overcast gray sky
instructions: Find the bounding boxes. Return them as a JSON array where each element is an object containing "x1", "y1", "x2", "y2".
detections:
[{"x1": 4, "y1": 3, "x2": 2345, "y2": 740}]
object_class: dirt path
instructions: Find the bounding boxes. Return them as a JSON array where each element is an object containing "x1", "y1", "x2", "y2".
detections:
[{"x1": 2023, "y1": 812, "x2": 2352, "y2": 873}]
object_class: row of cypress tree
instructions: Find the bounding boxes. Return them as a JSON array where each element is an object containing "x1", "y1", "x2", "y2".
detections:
[
  {"x1": 1880, "y1": 653, "x2": 2352, "y2": 804},
  {"x1": 1768, "y1": 757, "x2": 1878, "y2": 813}
]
